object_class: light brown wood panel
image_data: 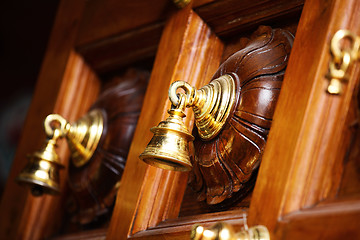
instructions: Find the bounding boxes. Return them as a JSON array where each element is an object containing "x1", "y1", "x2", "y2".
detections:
[
  {"x1": 106, "y1": 5, "x2": 224, "y2": 239},
  {"x1": 0, "y1": 51, "x2": 100, "y2": 239},
  {"x1": 76, "y1": 23, "x2": 164, "y2": 74},
  {"x1": 248, "y1": 0, "x2": 360, "y2": 238},
  {"x1": 3, "y1": 0, "x2": 360, "y2": 239},
  {"x1": 52, "y1": 228, "x2": 107, "y2": 240},
  {"x1": 128, "y1": 210, "x2": 247, "y2": 240},
  {"x1": 279, "y1": 199, "x2": 360, "y2": 239},
  {"x1": 0, "y1": 0, "x2": 89, "y2": 238},
  {"x1": 194, "y1": 0, "x2": 304, "y2": 38},
  {"x1": 75, "y1": 0, "x2": 177, "y2": 46},
  {"x1": 32, "y1": 51, "x2": 101, "y2": 239}
]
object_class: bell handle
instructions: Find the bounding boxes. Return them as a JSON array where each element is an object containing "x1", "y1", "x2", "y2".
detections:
[
  {"x1": 169, "y1": 80, "x2": 196, "y2": 107},
  {"x1": 44, "y1": 114, "x2": 69, "y2": 139}
]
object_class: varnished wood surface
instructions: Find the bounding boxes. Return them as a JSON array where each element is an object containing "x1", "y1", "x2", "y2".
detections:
[
  {"x1": 75, "y1": 0, "x2": 177, "y2": 46},
  {"x1": 106, "y1": 6, "x2": 224, "y2": 239},
  {"x1": 34, "y1": 51, "x2": 101, "y2": 239},
  {"x1": 75, "y1": 0, "x2": 304, "y2": 75},
  {"x1": 129, "y1": 210, "x2": 247, "y2": 240},
  {"x1": 194, "y1": 0, "x2": 304, "y2": 38},
  {"x1": 0, "y1": 0, "x2": 91, "y2": 238},
  {"x1": 248, "y1": 0, "x2": 360, "y2": 239},
  {"x1": 64, "y1": 68, "x2": 149, "y2": 227},
  {"x1": 52, "y1": 228, "x2": 107, "y2": 240},
  {"x1": 0, "y1": 49, "x2": 100, "y2": 239},
  {"x1": 77, "y1": 23, "x2": 163, "y2": 74},
  {"x1": 189, "y1": 26, "x2": 293, "y2": 206},
  {"x1": 337, "y1": 84, "x2": 360, "y2": 197},
  {"x1": 2, "y1": 0, "x2": 360, "y2": 239},
  {"x1": 279, "y1": 198, "x2": 360, "y2": 239}
]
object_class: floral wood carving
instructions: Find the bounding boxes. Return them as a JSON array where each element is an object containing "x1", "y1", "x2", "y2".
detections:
[
  {"x1": 67, "y1": 68, "x2": 149, "y2": 225},
  {"x1": 188, "y1": 26, "x2": 294, "y2": 206}
]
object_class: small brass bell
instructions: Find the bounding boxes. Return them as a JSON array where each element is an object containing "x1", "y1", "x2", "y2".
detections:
[
  {"x1": 16, "y1": 129, "x2": 64, "y2": 196},
  {"x1": 140, "y1": 75, "x2": 236, "y2": 171},
  {"x1": 139, "y1": 94, "x2": 194, "y2": 171},
  {"x1": 16, "y1": 109, "x2": 104, "y2": 196},
  {"x1": 191, "y1": 222, "x2": 270, "y2": 240}
]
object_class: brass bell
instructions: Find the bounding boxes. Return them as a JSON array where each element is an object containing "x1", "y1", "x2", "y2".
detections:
[
  {"x1": 16, "y1": 109, "x2": 104, "y2": 196},
  {"x1": 191, "y1": 222, "x2": 270, "y2": 240},
  {"x1": 16, "y1": 129, "x2": 64, "y2": 196},
  {"x1": 139, "y1": 75, "x2": 236, "y2": 171},
  {"x1": 139, "y1": 94, "x2": 194, "y2": 171}
]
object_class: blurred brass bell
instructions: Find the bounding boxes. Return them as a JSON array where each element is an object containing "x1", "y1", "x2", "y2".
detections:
[
  {"x1": 139, "y1": 94, "x2": 194, "y2": 171},
  {"x1": 16, "y1": 109, "x2": 104, "y2": 196},
  {"x1": 140, "y1": 75, "x2": 236, "y2": 171},
  {"x1": 16, "y1": 129, "x2": 64, "y2": 196}
]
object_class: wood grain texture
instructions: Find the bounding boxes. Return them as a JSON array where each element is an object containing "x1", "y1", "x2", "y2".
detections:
[
  {"x1": 0, "y1": 50, "x2": 100, "y2": 239},
  {"x1": 0, "y1": 0, "x2": 90, "y2": 238},
  {"x1": 278, "y1": 199, "x2": 360, "y2": 239},
  {"x1": 248, "y1": 0, "x2": 360, "y2": 238},
  {"x1": 52, "y1": 228, "x2": 107, "y2": 240},
  {"x1": 75, "y1": 0, "x2": 177, "y2": 46},
  {"x1": 188, "y1": 26, "x2": 293, "y2": 206},
  {"x1": 194, "y1": 0, "x2": 304, "y2": 38},
  {"x1": 129, "y1": 210, "x2": 247, "y2": 240},
  {"x1": 106, "y1": 6, "x2": 224, "y2": 239},
  {"x1": 337, "y1": 81, "x2": 360, "y2": 198},
  {"x1": 77, "y1": 23, "x2": 164, "y2": 74},
  {"x1": 32, "y1": 51, "x2": 101, "y2": 239}
]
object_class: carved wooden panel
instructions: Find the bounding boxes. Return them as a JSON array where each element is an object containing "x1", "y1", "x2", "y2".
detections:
[
  {"x1": 64, "y1": 68, "x2": 149, "y2": 228},
  {"x1": 188, "y1": 26, "x2": 294, "y2": 207}
]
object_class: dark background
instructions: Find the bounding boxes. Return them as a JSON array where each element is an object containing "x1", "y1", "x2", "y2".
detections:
[{"x1": 0, "y1": 0, "x2": 60, "y2": 196}]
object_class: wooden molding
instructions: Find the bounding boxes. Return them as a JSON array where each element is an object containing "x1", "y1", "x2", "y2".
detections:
[
  {"x1": 106, "y1": 7, "x2": 224, "y2": 239},
  {"x1": 194, "y1": 0, "x2": 304, "y2": 38},
  {"x1": 248, "y1": 0, "x2": 360, "y2": 237}
]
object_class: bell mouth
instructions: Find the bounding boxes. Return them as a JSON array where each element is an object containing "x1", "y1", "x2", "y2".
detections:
[
  {"x1": 139, "y1": 153, "x2": 192, "y2": 172},
  {"x1": 16, "y1": 176, "x2": 60, "y2": 196}
]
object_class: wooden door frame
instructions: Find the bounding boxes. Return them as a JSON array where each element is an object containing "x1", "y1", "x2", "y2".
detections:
[
  {"x1": 0, "y1": 1, "x2": 92, "y2": 239},
  {"x1": 248, "y1": 0, "x2": 360, "y2": 239},
  {"x1": 106, "y1": 5, "x2": 226, "y2": 239},
  {"x1": 107, "y1": 0, "x2": 360, "y2": 239}
]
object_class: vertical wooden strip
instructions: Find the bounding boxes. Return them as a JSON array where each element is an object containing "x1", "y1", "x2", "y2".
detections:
[
  {"x1": 248, "y1": 0, "x2": 360, "y2": 236},
  {"x1": 0, "y1": 0, "x2": 89, "y2": 238},
  {"x1": 18, "y1": 51, "x2": 100, "y2": 240},
  {"x1": 106, "y1": 6, "x2": 223, "y2": 239}
]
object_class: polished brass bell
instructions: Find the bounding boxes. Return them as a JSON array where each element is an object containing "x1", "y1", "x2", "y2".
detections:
[
  {"x1": 16, "y1": 109, "x2": 104, "y2": 196},
  {"x1": 16, "y1": 129, "x2": 64, "y2": 196},
  {"x1": 139, "y1": 94, "x2": 194, "y2": 171},
  {"x1": 139, "y1": 75, "x2": 236, "y2": 171}
]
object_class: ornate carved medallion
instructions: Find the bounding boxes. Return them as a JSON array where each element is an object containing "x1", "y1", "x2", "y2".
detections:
[
  {"x1": 188, "y1": 26, "x2": 294, "y2": 206},
  {"x1": 67, "y1": 69, "x2": 149, "y2": 225}
]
